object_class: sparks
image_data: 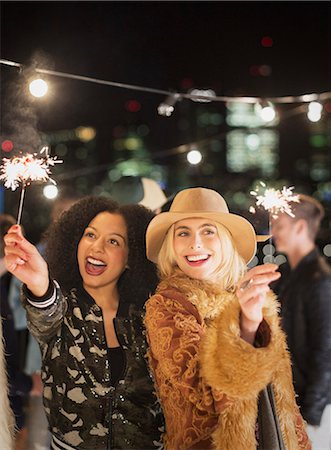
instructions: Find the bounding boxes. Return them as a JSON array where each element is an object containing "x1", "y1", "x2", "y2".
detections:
[
  {"x1": 0, "y1": 150, "x2": 62, "y2": 191},
  {"x1": 251, "y1": 183, "x2": 300, "y2": 218}
]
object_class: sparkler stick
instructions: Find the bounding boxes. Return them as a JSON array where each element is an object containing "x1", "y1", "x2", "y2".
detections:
[
  {"x1": 250, "y1": 182, "x2": 300, "y2": 262},
  {"x1": 0, "y1": 148, "x2": 62, "y2": 224},
  {"x1": 16, "y1": 184, "x2": 26, "y2": 225}
]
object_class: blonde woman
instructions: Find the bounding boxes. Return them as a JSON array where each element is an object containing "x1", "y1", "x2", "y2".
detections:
[{"x1": 145, "y1": 187, "x2": 311, "y2": 450}]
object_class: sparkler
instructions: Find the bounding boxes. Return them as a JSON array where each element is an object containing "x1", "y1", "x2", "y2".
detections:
[
  {"x1": 250, "y1": 182, "x2": 300, "y2": 262},
  {"x1": 0, "y1": 147, "x2": 62, "y2": 224}
]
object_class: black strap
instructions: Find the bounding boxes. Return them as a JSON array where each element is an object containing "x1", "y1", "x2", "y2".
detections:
[{"x1": 257, "y1": 384, "x2": 286, "y2": 450}]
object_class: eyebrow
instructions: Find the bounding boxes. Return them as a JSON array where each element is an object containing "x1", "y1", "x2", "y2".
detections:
[
  {"x1": 85, "y1": 226, "x2": 127, "y2": 242},
  {"x1": 175, "y1": 223, "x2": 217, "y2": 230}
]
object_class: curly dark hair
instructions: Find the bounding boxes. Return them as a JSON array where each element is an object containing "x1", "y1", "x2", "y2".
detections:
[{"x1": 45, "y1": 196, "x2": 158, "y2": 308}]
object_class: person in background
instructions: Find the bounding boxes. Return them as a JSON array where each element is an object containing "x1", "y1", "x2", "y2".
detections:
[
  {"x1": 144, "y1": 187, "x2": 310, "y2": 450},
  {"x1": 109, "y1": 176, "x2": 169, "y2": 214},
  {"x1": 271, "y1": 194, "x2": 331, "y2": 450},
  {"x1": 0, "y1": 318, "x2": 15, "y2": 449},
  {"x1": 4, "y1": 196, "x2": 163, "y2": 450},
  {"x1": 8, "y1": 194, "x2": 80, "y2": 450},
  {"x1": 1, "y1": 213, "x2": 30, "y2": 450}
]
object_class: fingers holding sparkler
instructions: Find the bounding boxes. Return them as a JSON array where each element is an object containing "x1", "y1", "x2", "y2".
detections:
[
  {"x1": 236, "y1": 263, "x2": 281, "y2": 343},
  {"x1": 4, "y1": 224, "x2": 49, "y2": 296}
]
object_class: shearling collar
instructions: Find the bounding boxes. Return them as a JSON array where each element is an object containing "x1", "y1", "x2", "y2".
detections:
[
  {"x1": 156, "y1": 269, "x2": 238, "y2": 320},
  {"x1": 157, "y1": 269, "x2": 279, "y2": 322}
]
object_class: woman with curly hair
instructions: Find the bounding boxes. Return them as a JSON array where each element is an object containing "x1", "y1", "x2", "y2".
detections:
[{"x1": 4, "y1": 196, "x2": 163, "y2": 450}]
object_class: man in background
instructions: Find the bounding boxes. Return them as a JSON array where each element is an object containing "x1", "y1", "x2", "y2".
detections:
[{"x1": 272, "y1": 194, "x2": 331, "y2": 450}]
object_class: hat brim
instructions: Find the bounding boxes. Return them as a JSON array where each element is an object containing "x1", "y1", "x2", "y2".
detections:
[
  {"x1": 256, "y1": 234, "x2": 272, "y2": 242},
  {"x1": 146, "y1": 211, "x2": 259, "y2": 264}
]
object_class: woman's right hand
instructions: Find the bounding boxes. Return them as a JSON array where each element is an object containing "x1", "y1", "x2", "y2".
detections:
[{"x1": 4, "y1": 224, "x2": 49, "y2": 297}]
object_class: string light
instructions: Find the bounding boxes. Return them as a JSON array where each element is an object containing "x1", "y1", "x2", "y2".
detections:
[
  {"x1": 307, "y1": 101, "x2": 323, "y2": 122},
  {"x1": 188, "y1": 89, "x2": 216, "y2": 103},
  {"x1": 187, "y1": 149, "x2": 202, "y2": 165},
  {"x1": 255, "y1": 101, "x2": 276, "y2": 123},
  {"x1": 157, "y1": 93, "x2": 181, "y2": 117},
  {"x1": 1, "y1": 58, "x2": 330, "y2": 107},
  {"x1": 29, "y1": 78, "x2": 48, "y2": 97}
]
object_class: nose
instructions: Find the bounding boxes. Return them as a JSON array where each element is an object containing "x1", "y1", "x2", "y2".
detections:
[
  {"x1": 91, "y1": 237, "x2": 105, "y2": 253},
  {"x1": 190, "y1": 233, "x2": 202, "y2": 250}
]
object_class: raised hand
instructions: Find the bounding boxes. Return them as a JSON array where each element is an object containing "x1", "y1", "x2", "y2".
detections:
[
  {"x1": 236, "y1": 263, "x2": 281, "y2": 343},
  {"x1": 4, "y1": 224, "x2": 49, "y2": 297}
]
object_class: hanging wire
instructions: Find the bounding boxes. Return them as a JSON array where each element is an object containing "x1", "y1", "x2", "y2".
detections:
[{"x1": 1, "y1": 58, "x2": 331, "y2": 105}]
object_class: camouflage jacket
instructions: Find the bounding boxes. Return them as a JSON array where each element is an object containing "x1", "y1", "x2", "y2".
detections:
[{"x1": 23, "y1": 281, "x2": 164, "y2": 450}]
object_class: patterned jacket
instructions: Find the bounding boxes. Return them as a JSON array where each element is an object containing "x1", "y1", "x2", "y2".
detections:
[
  {"x1": 23, "y1": 280, "x2": 164, "y2": 450},
  {"x1": 145, "y1": 271, "x2": 311, "y2": 450}
]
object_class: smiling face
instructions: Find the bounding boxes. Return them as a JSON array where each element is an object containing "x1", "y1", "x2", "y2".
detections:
[
  {"x1": 77, "y1": 211, "x2": 128, "y2": 295},
  {"x1": 173, "y1": 217, "x2": 222, "y2": 281}
]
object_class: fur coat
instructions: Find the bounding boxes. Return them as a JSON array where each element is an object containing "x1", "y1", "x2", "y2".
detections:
[{"x1": 145, "y1": 271, "x2": 311, "y2": 450}]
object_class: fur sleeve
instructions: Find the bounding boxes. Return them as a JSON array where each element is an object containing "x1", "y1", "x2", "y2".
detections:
[{"x1": 200, "y1": 292, "x2": 289, "y2": 399}]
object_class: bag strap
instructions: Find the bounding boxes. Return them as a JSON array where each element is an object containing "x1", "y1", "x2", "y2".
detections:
[{"x1": 257, "y1": 384, "x2": 286, "y2": 450}]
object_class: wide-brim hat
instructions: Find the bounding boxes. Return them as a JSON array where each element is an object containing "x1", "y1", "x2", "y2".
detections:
[{"x1": 146, "y1": 187, "x2": 267, "y2": 264}]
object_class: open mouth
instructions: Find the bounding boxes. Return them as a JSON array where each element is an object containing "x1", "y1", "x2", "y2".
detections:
[
  {"x1": 185, "y1": 254, "x2": 210, "y2": 266},
  {"x1": 85, "y1": 256, "x2": 107, "y2": 275}
]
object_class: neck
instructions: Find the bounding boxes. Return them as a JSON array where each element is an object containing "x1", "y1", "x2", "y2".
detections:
[
  {"x1": 84, "y1": 283, "x2": 120, "y2": 311},
  {"x1": 288, "y1": 242, "x2": 315, "y2": 269}
]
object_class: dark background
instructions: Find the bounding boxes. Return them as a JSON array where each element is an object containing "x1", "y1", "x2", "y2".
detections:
[{"x1": 1, "y1": 1, "x2": 330, "y2": 247}]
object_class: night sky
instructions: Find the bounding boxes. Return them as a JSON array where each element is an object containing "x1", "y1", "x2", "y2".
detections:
[
  {"x1": 1, "y1": 2, "x2": 331, "y2": 241},
  {"x1": 1, "y1": 1, "x2": 330, "y2": 150}
]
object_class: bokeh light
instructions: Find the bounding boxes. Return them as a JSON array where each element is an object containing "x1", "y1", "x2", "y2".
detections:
[
  {"x1": 323, "y1": 244, "x2": 331, "y2": 257},
  {"x1": 1, "y1": 140, "x2": 14, "y2": 152},
  {"x1": 125, "y1": 100, "x2": 141, "y2": 113},
  {"x1": 43, "y1": 184, "x2": 58, "y2": 199},
  {"x1": 307, "y1": 101, "x2": 323, "y2": 122},
  {"x1": 261, "y1": 36, "x2": 273, "y2": 47},
  {"x1": 187, "y1": 149, "x2": 202, "y2": 165}
]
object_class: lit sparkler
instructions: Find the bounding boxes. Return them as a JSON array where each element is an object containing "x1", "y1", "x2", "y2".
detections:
[
  {"x1": 250, "y1": 182, "x2": 300, "y2": 262},
  {"x1": 250, "y1": 182, "x2": 300, "y2": 219},
  {"x1": 0, "y1": 147, "x2": 62, "y2": 224}
]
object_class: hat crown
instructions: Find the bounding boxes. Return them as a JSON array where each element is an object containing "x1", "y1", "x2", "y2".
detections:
[{"x1": 170, "y1": 188, "x2": 229, "y2": 214}]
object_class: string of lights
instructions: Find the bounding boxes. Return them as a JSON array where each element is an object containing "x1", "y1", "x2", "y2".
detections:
[{"x1": 1, "y1": 58, "x2": 331, "y2": 109}]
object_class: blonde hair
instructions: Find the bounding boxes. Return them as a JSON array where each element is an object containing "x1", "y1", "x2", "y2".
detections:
[{"x1": 157, "y1": 221, "x2": 247, "y2": 291}]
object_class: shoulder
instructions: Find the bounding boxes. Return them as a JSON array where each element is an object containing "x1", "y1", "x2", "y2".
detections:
[{"x1": 146, "y1": 287, "x2": 200, "y2": 316}]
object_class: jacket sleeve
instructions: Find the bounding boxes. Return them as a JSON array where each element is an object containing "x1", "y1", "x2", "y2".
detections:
[
  {"x1": 145, "y1": 293, "x2": 229, "y2": 415},
  {"x1": 200, "y1": 293, "x2": 286, "y2": 400},
  {"x1": 302, "y1": 277, "x2": 331, "y2": 425},
  {"x1": 22, "y1": 279, "x2": 67, "y2": 344}
]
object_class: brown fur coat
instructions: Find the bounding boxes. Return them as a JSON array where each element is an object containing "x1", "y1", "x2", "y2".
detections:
[{"x1": 145, "y1": 271, "x2": 311, "y2": 450}]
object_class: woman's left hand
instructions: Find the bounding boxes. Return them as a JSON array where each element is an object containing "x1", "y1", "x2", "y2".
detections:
[{"x1": 236, "y1": 263, "x2": 280, "y2": 343}]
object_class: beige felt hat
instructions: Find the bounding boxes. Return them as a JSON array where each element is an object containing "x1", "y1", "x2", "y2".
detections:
[{"x1": 146, "y1": 187, "x2": 268, "y2": 264}]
